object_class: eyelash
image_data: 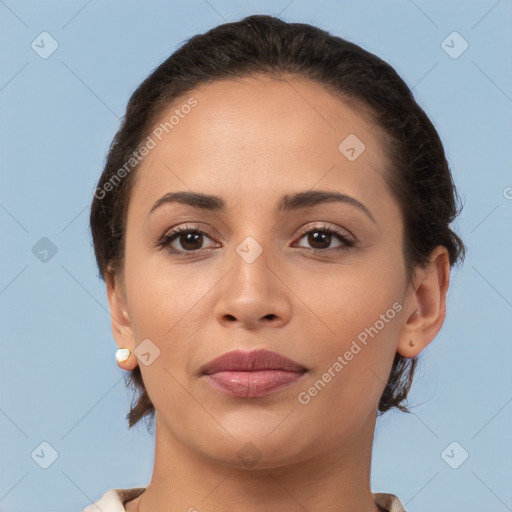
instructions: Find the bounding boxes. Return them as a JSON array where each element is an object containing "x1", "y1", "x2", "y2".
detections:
[{"x1": 156, "y1": 223, "x2": 356, "y2": 257}]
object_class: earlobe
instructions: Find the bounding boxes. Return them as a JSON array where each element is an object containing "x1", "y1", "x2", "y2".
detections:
[
  {"x1": 115, "y1": 347, "x2": 139, "y2": 371},
  {"x1": 105, "y1": 269, "x2": 138, "y2": 369},
  {"x1": 397, "y1": 246, "x2": 451, "y2": 358}
]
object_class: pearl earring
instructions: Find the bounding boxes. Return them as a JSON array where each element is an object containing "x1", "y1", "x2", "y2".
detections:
[{"x1": 116, "y1": 348, "x2": 131, "y2": 363}]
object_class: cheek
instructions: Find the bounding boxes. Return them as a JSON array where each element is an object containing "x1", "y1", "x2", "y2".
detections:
[
  {"x1": 290, "y1": 250, "x2": 404, "y2": 404},
  {"x1": 121, "y1": 252, "x2": 212, "y2": 419},
  {"x1": 123, "y1": 248, "x2": 220, "y2": 365},
  {"x1": 292, "y1": 249, "x2": 404, "y2": 345},
  {"x1": 125, "y1": 240, "x2": 194, "y2": 325}
]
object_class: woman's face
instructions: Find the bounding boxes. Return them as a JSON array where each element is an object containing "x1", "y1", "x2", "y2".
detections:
[{"x1": 111, "y1": 74, "x2": 421, "y2": 467}]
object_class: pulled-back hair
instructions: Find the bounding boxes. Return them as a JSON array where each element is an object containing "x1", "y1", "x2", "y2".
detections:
[{"x1": 90, "y1": 14, "x2": 465, "y2": 428}]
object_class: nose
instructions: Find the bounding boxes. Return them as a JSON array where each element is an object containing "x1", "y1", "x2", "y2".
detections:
[{"x1": 213, "y1": 239, "x2": 292, "y2": 330}]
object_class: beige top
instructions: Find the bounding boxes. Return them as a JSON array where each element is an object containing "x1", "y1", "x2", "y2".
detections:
[{"x1": 82, "y1": 487, "x2": 407, "y2": 512}]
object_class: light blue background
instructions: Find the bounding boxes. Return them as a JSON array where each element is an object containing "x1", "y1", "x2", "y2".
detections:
[{"x1": 1, "y1": 1, "x2": 511, "y2": 511}]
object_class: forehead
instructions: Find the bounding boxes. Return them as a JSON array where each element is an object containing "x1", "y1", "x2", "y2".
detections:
[{"x1": 128, "y1": 74, "x2": 394, "y2": 220}]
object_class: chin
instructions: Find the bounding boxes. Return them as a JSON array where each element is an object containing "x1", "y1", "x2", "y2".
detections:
[{"x1": 197, "y1": 424, "x2": 314, "y2": 470}]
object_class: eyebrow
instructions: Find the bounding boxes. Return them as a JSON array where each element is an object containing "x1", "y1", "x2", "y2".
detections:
[{"x1": 148, "y1": 190, "x2": 376, "y2": 224}]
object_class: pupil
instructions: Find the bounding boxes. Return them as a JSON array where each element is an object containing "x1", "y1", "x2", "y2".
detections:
[
  {"x1": 309, "y1": 231, "x2": 330, "y2": 249},
  {"x1": 182, "y1": 232, "x2": 202, "y2": 250}
]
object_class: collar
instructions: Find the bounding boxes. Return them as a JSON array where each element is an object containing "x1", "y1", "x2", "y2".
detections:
[{"x1": 83, "y1": 487, "x2": 407, "y2": 512}]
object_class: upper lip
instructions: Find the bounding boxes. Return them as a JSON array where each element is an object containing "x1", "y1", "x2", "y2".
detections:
[{"x1": 200, "y1": 349, "x2": 307, "y2": 375}]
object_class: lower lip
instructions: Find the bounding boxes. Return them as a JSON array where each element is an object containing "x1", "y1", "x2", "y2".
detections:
[{"x1": 204, "y1": 370, "x2": 306, "y2": 398}]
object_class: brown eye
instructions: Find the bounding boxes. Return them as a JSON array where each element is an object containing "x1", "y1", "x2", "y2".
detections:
[
  {"x1": 157, "y1": 225, "x2": 217, "y2": 255},
  {"x1": 295, "y1": 225, "x2": 355, "y2": 251},
  {"x1": 174, "y1": 231, "x2": 204, "y2": 251},
  {"x1": 305, "y1": 230, "x2": 333, "y2": 250},
  {"x1": 156, "y1": 223, "x2": 355, "y2": 257}
]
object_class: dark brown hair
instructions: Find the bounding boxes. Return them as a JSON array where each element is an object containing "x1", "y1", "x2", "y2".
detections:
[{"x1": 90, "y1": 14, "x2": 465, "y2": 429}]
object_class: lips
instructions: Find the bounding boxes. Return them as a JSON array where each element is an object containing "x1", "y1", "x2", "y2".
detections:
[
  {"x1": 200, "y1": 349, "x2": 307, "y2": 398},
  {"x1": 200, "y1": 349, "x2": 307, "y2": 374}
]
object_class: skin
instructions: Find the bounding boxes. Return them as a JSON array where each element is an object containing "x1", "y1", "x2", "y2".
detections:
[{"x1": 106, "y1": 74, "x2": 450, "y2": 512}]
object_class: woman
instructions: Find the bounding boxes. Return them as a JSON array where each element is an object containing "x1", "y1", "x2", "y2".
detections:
[{"x1": 85, "y1": 14, "x2": 465, "y2": 512}]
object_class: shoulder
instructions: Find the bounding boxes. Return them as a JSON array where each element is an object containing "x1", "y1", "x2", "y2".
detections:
[
  {"x1": 373, "y1": 492, "x2": 407, "y2": 512},
  {"x1": 82, "y1": 487, "x2": 146, "y2": 512}
]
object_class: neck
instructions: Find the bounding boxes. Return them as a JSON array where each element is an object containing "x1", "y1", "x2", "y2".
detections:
[{"x1": 134, "y1": 409, "x2": 383, "y2": 512}]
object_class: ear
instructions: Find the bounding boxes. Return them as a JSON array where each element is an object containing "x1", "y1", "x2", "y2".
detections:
[
  {"x1": 105, "y1": 268, "x2": 138, "y2": 371},
  {"x1": 397, "y1": 246, "x2": 451, "y2": 358}
]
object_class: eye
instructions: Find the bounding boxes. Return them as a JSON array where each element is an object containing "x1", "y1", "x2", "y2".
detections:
[
  {"x1": 293, "y1": 224, "x2": 355, "y2": 252},
  {"x1": 156, "y1": 223, "x2": 355, "y2": 257},
  {"x1": 156, "y1": 224, "x2": 218, "y2": 255}
]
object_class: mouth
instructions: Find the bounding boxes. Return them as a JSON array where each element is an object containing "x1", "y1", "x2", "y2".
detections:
[{"x1": 200, "y1": 349, "x2": 307, "y2": 398}]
